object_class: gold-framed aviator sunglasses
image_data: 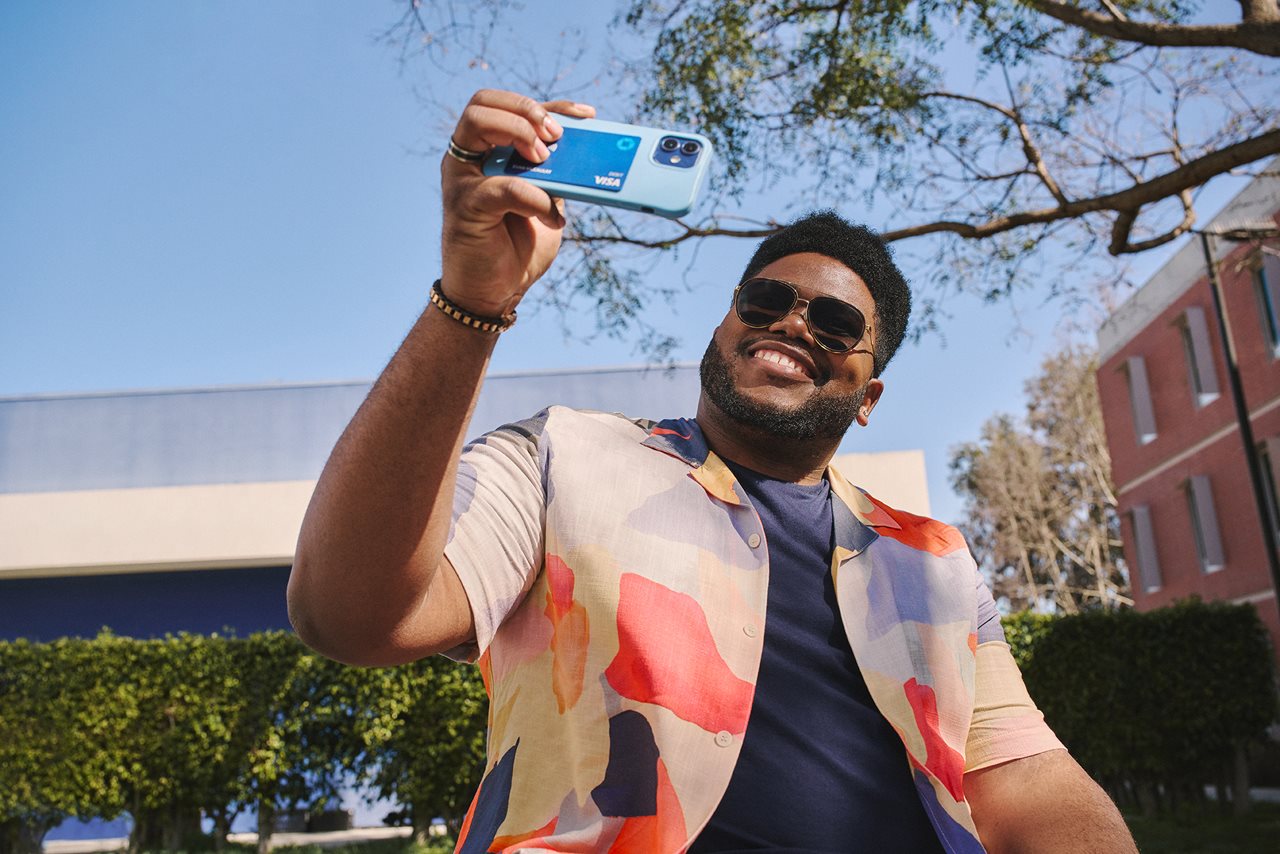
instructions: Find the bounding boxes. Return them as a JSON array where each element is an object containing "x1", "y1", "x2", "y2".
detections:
[{"x1": 733, "y1": 277, "x2": 868, "y2": 354}]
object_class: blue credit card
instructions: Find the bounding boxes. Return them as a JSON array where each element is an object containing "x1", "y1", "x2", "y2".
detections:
[{"x1": 504, "y1": 127, "x2": 640, "y2": 193}]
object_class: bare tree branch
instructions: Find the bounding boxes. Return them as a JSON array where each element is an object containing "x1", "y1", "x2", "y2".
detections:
[
  {"x1": 1026, "y1": 0, "x2": 1280, "y2": 56},
  {"x1": 1108, "y1": 189, "x2": 1196, "y2": 253},
  {"x1": 879, "y1": 127, "x2": 1280, "y2": 245},
  {"x1": 385, "y1": 0, "x2": 1279, "y2": 354},
  {"x1": 574, "y1": 127, "x2": 1277, "y2": 254}
]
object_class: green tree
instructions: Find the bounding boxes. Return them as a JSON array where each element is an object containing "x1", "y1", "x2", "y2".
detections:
[
  {"x1": 0, "y1": 635, "x2": 130, "y2": 854},
  {"x1": 950, "y1": 345, "x2": 1130, "y2": 612},
  {"x1": 389, "y1": 1, "x2": 1278, "y2": 349},
  {"x1": 229, "y1": 634, "x2": 390, "y2": 854},
  {"x1": 114, "y1": 633, "x2": 250, "y2": 853},
  {"x1": 361, "y1": 657, "x2": 488, "y2": 843}
]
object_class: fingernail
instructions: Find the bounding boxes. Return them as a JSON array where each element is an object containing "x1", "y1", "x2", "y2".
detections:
[
  {"x1": 536, "y1": 139, "x2": 551, "y2": 160},
  {"x1": 543, "y1": 115, "x2": 563, "y2": 136}
]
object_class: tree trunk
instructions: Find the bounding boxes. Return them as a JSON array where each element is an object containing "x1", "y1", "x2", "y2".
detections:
[
  {"x1": 257, "y1": 800, "x2": 275, "y2": 854},
  {"x1": 212, "y1": 808, "x2": 231, "y2": 853},
  {"x1": 413, "y1": 822, "x2": 430, "y2": 847},
  {"x1": 1233, "y1": 742, "x2": 1251, "y2": 816},
  {"x1": 130, "y1": 803, "x2": 202, "y2": 852},
  {"x1": 129, "y1": 808, "x2": 164, "y2": 854},
  {"x1": 160, "y1": 805, "x2": 202, "y2": 851},
  {"x1": 1136, "y1": 780, "x2": 1158, "y2": 818},
  {"x1": 0, "y1": 816, "x2": 53, "y2": 854}
]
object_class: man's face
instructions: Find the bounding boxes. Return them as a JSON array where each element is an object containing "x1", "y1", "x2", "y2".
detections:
[{"x1": 699, "y1": 252, "x2": 884, "y2": 440}]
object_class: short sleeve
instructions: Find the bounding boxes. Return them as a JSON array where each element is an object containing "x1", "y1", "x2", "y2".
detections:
[
  {"x1": 442, "y1": 412, "x2": 548, "y2": 661},
  {"x1": 974, "y1": 570, "x2": 1005, "y2": 645},
  {"x1": 961, "y1": 552, "x2": 1063, "y2": 770},
  {"x1": 965, "y1": 640, "x2": 1066, "y2": 772}
]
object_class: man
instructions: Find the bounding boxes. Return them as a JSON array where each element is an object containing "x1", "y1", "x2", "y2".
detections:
[{"x1": 288, "y1": 89, "x2": 1137, "y2": 853}]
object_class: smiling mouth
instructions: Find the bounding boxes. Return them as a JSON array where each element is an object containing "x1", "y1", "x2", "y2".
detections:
[
  {"x1": 741, "y1": 337, "x2": 827, "y2": 383},
  {"x1": 752, "y1": 348, "x2": 810, "y2": 376}
]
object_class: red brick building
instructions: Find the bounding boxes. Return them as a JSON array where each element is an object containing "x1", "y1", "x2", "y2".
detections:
[{"x1": 1096, "y1": 167, "x2": 1280, "y2": 659}]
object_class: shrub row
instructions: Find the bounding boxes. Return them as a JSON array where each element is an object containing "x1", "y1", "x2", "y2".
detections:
[
  {"x1": 0, "y1": 631, "x2": 485, "y2": 854},
  {"x1": 1005, "y1": 598, "x2": 1277, "y2": 810},
  {"x1": 1, "y1": 600, "x2": 1274, "y2": 851}
]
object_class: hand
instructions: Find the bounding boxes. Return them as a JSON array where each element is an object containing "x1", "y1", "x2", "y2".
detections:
[{"x1": 440, "y1": 89, "x2": 596, "y2": 317}]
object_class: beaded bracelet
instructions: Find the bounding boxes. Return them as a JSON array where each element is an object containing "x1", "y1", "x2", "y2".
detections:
[{"x1": 429, "y1": 279, "x2": 517, "y2": 334}]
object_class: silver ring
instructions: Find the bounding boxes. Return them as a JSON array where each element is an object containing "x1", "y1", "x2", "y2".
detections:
[{"x1": 446, "y1": 137, "x2": 487, "y2": 164}]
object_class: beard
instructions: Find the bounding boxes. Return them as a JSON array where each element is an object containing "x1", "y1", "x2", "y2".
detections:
[{"x1": 699, "y1": 337, "x2": 866, "y2": 440}]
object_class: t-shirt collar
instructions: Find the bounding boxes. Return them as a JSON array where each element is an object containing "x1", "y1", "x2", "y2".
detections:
[{"x1": 641, "y1": 417, "x2": 900, "y2": 533}]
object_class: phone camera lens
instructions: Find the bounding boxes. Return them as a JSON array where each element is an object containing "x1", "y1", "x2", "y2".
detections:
[
  {"x1": 681, "y1": 140, "x2": 701, "y2": 155},
  {"x1": 661, "y1": 138, "x2": 680, "y2": 152}
]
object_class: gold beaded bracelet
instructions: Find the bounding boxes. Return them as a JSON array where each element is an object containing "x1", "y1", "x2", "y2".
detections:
[{"x1": 429, "y1": 279, "x2": 517, "y2": 334}]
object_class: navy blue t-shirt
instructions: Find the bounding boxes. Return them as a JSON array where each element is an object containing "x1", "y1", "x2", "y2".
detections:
[{"x1": 688, "y1": 460, "x2": 945, "y2": 853}]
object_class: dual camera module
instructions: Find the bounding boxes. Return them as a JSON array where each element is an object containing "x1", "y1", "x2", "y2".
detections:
[{"x1": 654, "y1": 135, "x2": 702, "y2": 169}]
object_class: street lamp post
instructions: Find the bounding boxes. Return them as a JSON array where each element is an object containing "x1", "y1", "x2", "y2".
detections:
[{"x1": 1197, "y1": 225, "x2": 1280, "y2": 622}]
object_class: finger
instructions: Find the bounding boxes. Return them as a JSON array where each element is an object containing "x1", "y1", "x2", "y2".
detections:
[
  {"x1": 541, "y1": 100, "x2": 596, "y2": 136},
  {"x1": 468, "y1": 177, "x2": 565, "y2": 231},
  {"x1": 454, "y1": 104, "x2": 551, "y2": 164},
  {"x1": 466, "y1": 89, "x2": 564, "y2": 142},
  {"x1": 543, "y1": 100, "x2": 596, "y2": 120}
]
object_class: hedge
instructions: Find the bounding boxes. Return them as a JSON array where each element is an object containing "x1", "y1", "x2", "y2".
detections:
[
  {"x1": 1008, "y1": 599, "x2": 1277, "y2": 810},
  {"x1": 0, "y1": 631, "x2": 485, "y2": 854},
  {"x1": 0, "y1": 599, "x2": 1274, "y2": 851}
]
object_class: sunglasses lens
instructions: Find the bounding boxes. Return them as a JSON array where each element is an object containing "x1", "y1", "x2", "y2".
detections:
[
  {"x1": 735, "y1": 278, "x2": 867, "y2": 353},
  {"x1": 809, "y1": 297, "x2": 865, "y2": 353},
  {"x1": 736, "y1": 279, "x2": 795, "y2": 327}
]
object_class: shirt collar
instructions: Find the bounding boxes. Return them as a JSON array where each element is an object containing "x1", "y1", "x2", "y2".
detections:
[{"x1": 641, "y1": 417, "x2": 902, "y2": 536}]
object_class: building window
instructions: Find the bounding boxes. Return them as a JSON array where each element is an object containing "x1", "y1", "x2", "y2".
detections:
[
  {"x1": 1255, "y1": 255, "x2": 1280, "y2": 358},
  {"x1": 1185, "y1": 475, "x2": 1226, "y2": 573},
  {"x1": 1129, "y1": 505, "x2": 1162, "y2": 593},
  {"x1": 1179, "y1": 306, "x2": 1220, "y2": 407},
  {"x1": 1125, "y1": 355, "x2": 1158, "y2": 445},
  {"x1": 1259, "y1": 439, "x2": 1280, "y2": 542}
]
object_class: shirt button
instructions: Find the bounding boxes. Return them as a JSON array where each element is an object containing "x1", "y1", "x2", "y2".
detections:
[
  {"x1": 747, "y1": 533, "x2": 761, "y2": 548},
  {"x1": 715, "y1": 731, "x2": 733, "y2": 748},
  {"x1": 743, "y1": 624, "x2": 759, "y2": 638}
]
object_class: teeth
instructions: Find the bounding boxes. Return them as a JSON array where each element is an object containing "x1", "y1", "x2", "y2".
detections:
[{"x1": 754, "y1": 349, "x2": 803, "y2": 373}]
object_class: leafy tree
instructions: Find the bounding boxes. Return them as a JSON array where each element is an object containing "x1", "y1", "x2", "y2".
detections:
[
  {"x1": 388, "y1": 0, "x2": 1278, "y2": 348},
  {"x1": 360, "y1": 657, "x2": 488, "y2": 843},
  {"x1": 229, "y1": 634, "x2": 395, "y2": 854},
  {"x1": 0, "y1": 636, "x2": 130, "y2": 854},
  {"x1": 950, "y1": 344, "x2": 1131, "y2": 612},
  {"x1": 116, "y1": 633, "x2": 248, "y2": 853}
]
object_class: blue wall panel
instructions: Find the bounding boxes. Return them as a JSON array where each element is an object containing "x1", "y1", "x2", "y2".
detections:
[
  {"x1": 0, "y1": 566, "x2": 292, "y2": 641},
  {"x1": 0, "y1": 366, "x2": 700, "y2": 493}
]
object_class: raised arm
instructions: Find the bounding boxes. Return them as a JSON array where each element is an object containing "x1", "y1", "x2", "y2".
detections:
[{"x1": 287, "y1": 91, "x2": 595, "y2": 666}]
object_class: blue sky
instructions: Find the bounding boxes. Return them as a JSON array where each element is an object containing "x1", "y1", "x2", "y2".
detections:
[{"x1": 0, "y1": 1, "x2": 1249, "y2": 524}]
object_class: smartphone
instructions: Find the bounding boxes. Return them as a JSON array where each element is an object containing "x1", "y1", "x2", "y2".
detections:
[{"x1": 482, "y1": 115, "x2": 713, "y2": 219}]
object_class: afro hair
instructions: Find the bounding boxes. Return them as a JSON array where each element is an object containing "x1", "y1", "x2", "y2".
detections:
[{"x1": 740, "y1": 211, "x2": 911, "y2": 377}]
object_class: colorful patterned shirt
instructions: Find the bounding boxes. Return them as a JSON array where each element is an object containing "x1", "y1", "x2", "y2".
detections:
[{"x1": 444, "y1": 407, "x2": 1063, "y2": 853}]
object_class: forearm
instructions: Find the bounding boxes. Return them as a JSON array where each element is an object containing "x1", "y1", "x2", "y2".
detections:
[
  {"x1": 289, "y1": 89, "x2": 592, "y2": 664},
  {"x1": 288, "y1": 302, "x2": 495, "y2": 661},
  {"x1": 966, "y1": 749, "x2": 1136, "y2": 854}
]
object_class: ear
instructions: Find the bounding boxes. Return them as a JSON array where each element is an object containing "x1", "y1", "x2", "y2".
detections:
[{"x1": 854, "y1": 378, "x2": 884, "y2": 427}]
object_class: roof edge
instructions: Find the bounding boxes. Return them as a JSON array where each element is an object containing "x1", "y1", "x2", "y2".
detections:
[{"x1": 0, "y1": 362, "x2": 702, "y2": 404}]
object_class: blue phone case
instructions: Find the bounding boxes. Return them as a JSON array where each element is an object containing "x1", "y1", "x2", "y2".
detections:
[{"x1": 482, "y1": 115, "x2": 713, "y2": 219}]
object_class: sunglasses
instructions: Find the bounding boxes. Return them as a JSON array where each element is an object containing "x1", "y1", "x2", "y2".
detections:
[{"x1": 733, "y1": 277, "x2": 868, "y2": 353}]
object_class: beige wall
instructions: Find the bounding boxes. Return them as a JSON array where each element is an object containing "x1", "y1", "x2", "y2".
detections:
[
  {"x1": 0, "y1": 481, "x2": 313, "y2": 579},
  {"x1": 3, "y1": 448, "x2": 930, "y2": 579},
  {"x1": 830, "y1": 450, "x2": 931, "y2": 517}
]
